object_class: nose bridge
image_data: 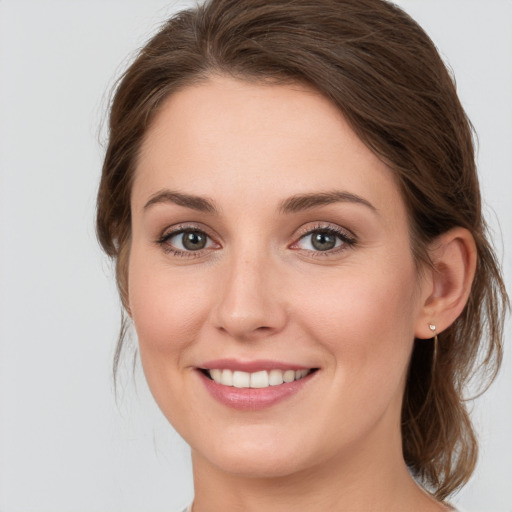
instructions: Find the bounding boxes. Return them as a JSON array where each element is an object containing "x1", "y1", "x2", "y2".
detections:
[{"x1": 213, "y1": 243, "x2": 286, "y2": 339}]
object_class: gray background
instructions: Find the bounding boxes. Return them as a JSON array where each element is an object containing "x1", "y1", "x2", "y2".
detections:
[{"x1": 0, "y1": 1, "x2": 510, "y2": 511}]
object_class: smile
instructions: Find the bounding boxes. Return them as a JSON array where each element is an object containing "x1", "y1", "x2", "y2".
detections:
[
  {"x1": 202, "y1": 368, "x2": 314, "y2": 388},
  {"x1": 197, "y1": 362, "x2": 319, "y2": 411}
]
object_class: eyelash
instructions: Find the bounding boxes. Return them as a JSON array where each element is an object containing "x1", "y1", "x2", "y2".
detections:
[
  {"x1": 156, "y1": 224, "x2": 216, "y2": 258},
  {"x1": 291, "y1": 223, "x2": 357, "y2": 257},
  {"x1": 155, "y1": 223, "x2": 357, "y2": 258}
]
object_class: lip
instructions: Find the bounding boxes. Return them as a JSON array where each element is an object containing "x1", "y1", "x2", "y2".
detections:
[{"x1": 196, "y1": 360, "x2": 318, "y2": 411}]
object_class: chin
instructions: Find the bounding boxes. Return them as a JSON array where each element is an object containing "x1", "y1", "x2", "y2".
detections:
[
  {"x1": 208, "y1": 451, "x2": 310, "y2": 479},
  {"x1": 192, "y1": 426, "x2": 327, "y2": 479}
]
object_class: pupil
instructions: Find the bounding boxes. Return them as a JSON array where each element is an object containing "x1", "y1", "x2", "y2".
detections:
[
  {"x1": 312, "y1": 232, "x2": 336, "y2": 251},
  {"x1": 182, "y1": 231, "x2": 206, "y2": 250}
]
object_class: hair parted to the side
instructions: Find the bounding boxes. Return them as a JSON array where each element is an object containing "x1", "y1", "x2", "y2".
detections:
[{"x1": 96, "y1": 0, "x2": 508, "y2": 500}]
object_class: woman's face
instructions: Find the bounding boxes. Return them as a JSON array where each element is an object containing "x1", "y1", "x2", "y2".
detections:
[{"x1": 128, "y1": 76, "x2": 430, "y2": 477}]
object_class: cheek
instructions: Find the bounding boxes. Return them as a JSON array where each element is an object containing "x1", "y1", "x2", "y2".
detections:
[
  {"x1": 295, "y1": 258, "x2": 419, "y2": 387},
  {"x1": 290, "y1": 261, "x2": 420, "y2": 448},
  {"x1": 126, "y1": 249, "x2": 218, "y2": 432},
  {"x1": 127, "y1": 250, "x2": 211, "y2": 360}
]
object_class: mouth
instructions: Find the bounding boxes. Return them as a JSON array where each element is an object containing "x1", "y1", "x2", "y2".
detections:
[
  {"x1": 196, "y1": 362, "x2": 319, "y2": 410},
  {"x1": 199, "y1": 368, "x2": 318, "y2": 389}
]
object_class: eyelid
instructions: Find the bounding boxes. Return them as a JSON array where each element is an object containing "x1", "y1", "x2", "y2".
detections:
[{"x1": 294, "y1": 222, "x2": 355, "y2": 240}]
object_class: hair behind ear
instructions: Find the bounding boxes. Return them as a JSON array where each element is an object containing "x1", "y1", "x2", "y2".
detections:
[{"x1": 404, "y1": 227, "x2": 506, "y2": 499}]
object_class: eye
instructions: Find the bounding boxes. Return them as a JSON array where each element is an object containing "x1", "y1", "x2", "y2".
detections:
[
  {"x1": 172, "y1": 230, "x2": 209, "y2": 251},
  {"x1": 157, "y1": 227, "x2": 217, "y2": 256},
  {"x1": 292, "y1": 225, "x2": 356, "y2": 254},
  {"x1": 301, "y1": 230, "x2": 340, "y2": 251}
]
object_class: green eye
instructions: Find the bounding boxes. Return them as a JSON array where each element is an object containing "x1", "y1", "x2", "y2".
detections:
[
  {"x1": 293, "y1": 225, "x2": 356, "y2": 255},
  {"x1": 310, "y1": 231, "x2": 338, "y2": 251},
  {"x1": 180, "y1": 231, "x2": 208, "y2": 251},
  {"x1": 159, "y1": 228, "x2": 215, "y2": 254},
  {"x1": 297, "y1": 229, "x2": 344, "y2": 252}
]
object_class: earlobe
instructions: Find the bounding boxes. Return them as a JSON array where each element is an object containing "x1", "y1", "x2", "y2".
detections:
[{"x1": 415, "y1": 227, "x2": 477, "y2": 339}]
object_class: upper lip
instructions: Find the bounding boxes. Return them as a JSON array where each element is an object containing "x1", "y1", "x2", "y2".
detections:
[{"x1": 198, "y1": 358, "x2": 314, "y2": 372}]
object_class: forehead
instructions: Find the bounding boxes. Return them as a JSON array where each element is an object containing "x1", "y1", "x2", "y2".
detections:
[{"x1": 133, "y1": 76, "x2": 403, "y2": 217}]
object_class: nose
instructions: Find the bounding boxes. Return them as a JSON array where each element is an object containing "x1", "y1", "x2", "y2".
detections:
[{"x1": 212, "y1": 250, "x2": 288, "y2": 341}]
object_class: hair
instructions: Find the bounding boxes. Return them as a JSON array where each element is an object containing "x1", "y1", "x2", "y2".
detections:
[{"x1": 96, "y1": 0, "x2": 508, "y2": 501}]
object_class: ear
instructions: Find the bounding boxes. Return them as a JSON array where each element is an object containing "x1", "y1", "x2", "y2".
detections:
[{"x1": 414, "y1": 227, "x2": 477, "y2": 339}]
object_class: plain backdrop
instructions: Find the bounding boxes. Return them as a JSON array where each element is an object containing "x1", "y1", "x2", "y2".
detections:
[{"x1": 0, "y1": 1, "x2": 511, "y2": 511}]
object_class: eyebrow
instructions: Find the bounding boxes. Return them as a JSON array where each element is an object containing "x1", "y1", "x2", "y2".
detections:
[
  {"x1": 143, "y1": 188, "x2": 377, "y2": 215},
  {"x1": 278, "y1": 191, "x2": 377, "y2": 214},
  {"x1": 143, "y1": 189, "x2": 218, "y2": 214}
]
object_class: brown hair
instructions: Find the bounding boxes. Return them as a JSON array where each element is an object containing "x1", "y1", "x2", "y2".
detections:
[{"x1": 96, "y1": 0, "x2": 508, "y2": 500}]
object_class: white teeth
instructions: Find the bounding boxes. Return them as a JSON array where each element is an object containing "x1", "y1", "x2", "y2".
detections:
[
  {"x1": 233, "y1": 370, "x2": 250, "y2": 388},
  {"x1": 283, "y1": 370, "x2": 295, "y2": 383},
  {"x1": 250, "y1": 370, "x2": 269, "y2": 388},
  {"x1": 220, "y1": 369, "x2": 233, "y2": 386},
  {"x1": 207, "y1": 368, "x2": 312, "y2": 388},
  {"x1": 268, "y1": 369, "x2": 284, "y2": 386},
  {"x1": 210, "y1": 369, "x2": 222, "y2": 382}
]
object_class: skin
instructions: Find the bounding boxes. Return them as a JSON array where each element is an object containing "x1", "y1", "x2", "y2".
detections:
[{"x1": 128, "y1": 76, "x2": 474, "y2": 511}]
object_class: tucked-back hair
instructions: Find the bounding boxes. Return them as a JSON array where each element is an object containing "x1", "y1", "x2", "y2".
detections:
[{"x1": 96, "y1": 0, "x2": 508, "y2": 500}]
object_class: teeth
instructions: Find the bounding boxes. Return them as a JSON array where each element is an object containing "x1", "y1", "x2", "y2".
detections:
[
  {"x1": 233, "y1": 370, "x2": 250, "y2": 388},
  {"x1": 268, "y1": 369, "x2": 284, "y2": 386},
  {"x1": 210, "y1": 369, "x2": 222, "y2": 382},
  {"x1": 283, "y1": 370, "x2": 295, "y2": 383},
  {"x1": 207, "y1": 368, "x2": 312, "y2": 388},
  {"x1": 297, "y1": 369, "x2": 308, "y2": 379},
  {"x1": 221, "y1": 369, "x2": 233, "y2": 386},
  {"x1": 250, "y1": 370, "x2": 269, "y2": 388}
]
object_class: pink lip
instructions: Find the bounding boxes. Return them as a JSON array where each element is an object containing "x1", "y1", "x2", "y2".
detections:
[
  {"x1": 196, "y1": 363, "x2": 317, "y2": 411},
  {"x1": 199, "y1": 358, "x2": 311, "y2": 372}
]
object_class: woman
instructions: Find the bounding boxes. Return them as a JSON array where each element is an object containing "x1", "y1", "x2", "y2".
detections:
[{"x1": 96, "y1": 0, "x2": 508, "y2": 510}]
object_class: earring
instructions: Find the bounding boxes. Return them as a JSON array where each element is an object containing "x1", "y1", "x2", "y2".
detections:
[{"x1": 429, "y1": 323, "x2": 438, "y2": 370}]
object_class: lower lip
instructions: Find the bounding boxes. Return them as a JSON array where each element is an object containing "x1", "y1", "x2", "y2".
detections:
[{"x1": 198, "y1": 371, "x2": 316, "y2": 411}]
